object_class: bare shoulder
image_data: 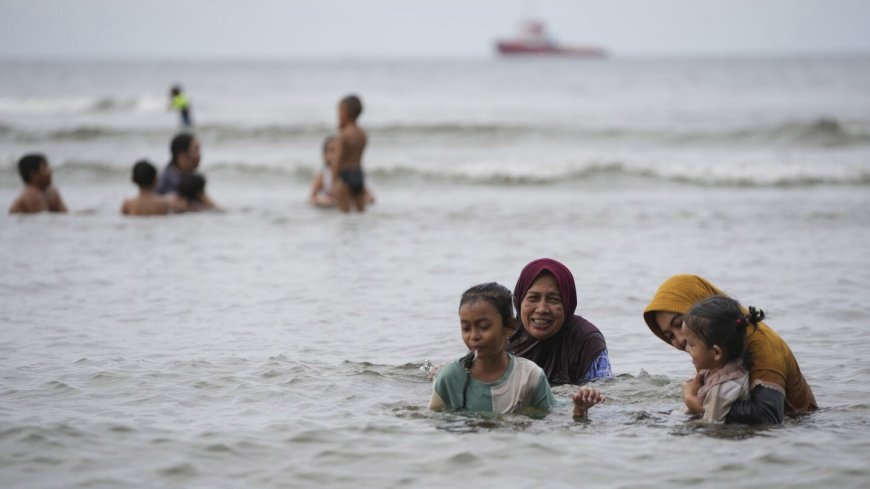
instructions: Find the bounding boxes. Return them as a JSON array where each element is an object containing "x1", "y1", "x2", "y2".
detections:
[
  {"x1": 10, "y1": 187, "x2": 44, "y2": 213},
  {"x1": 9, "y1": 193, "x2": 26, "y2": 213},
  {"x1": 46, "y1": 186, "x2": 67, "y2": 212}
]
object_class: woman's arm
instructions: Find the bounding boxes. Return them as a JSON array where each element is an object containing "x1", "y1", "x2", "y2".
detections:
[
  {"x1": 726, "y1": 385, "x2": 785, "y2": 424},
  {"x1": 583, "y1": 349, "x2": 613, "y2": 382}
]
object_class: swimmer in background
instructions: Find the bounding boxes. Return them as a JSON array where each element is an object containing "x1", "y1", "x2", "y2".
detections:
[
  {"x1": 9, "y1": 153, "x2": 67, "y2": 214},
  {"x1": 121, "y1": 160, "x2": 171, "y2": 216},
  {"x1": 310, "y1": 135, "x2": 375, "y2": 208},
  {"x1": 333, "y1": 94, "x2": 370, "y2": 213},
  {"x1": 309, "y1": 136, "x2": 339, "y2": 208},
  {"x1": 171, "y1": 174, "x2": 218, "y2": 213},
  {"x1": 169, "y1": 85, "x2": 193, "y2": 129},
  {"x1": 157, "y1": 133, "x2": 212, "y2": 203}
]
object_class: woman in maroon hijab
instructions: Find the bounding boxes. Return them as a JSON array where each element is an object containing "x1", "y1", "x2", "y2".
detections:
[{"x1": 510, "y1": 258, "x2": 611, "y2": 385}]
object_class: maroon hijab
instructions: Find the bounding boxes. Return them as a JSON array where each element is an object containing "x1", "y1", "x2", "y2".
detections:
[{"x1": 509, "y1": 258, "x2": 607, "y2": 385}]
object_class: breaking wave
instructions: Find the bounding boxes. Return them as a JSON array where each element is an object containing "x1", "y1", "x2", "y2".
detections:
[
  {"x1": 14, "y1": 158, "x2": 867, "y2": 188},
  {"x1": 1, "y1": 117, "x2": 869, "y2": 147}
]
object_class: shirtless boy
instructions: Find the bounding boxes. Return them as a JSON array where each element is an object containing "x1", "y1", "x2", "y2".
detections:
[
  {"x1": 9, "y1": 154, "x2": 67, "y2": 214},
  {"x1": 121, "y1": 160, "x2": 171, "y2": 216},
  {"x1": 333, "y1": 94, "x2": 369, "y2": 213}
]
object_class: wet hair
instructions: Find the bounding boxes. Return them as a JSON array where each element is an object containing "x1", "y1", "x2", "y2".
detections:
[
  {"x1": 457, "y1": 282, "x2": 514, "y2": 409},
  {"x1": 177, "y1": 174, "x2": 206, "y2": 202},
  {"x1": 169, "y1": 133, "x2": 196, "y2": 166},
  {"x1": 459, "y1": 282, "x2": 515, "y2": 329},
  {"x1": 131, "y1": 159, "x2": 157, "y2": 187},
  {"x1": 18, "y1": 153, "x2": 46, "y2": 183},
  {"x1": 684, "y1": 295, "x2": 764, "y2": 368},
  {"x1": 340, "y1": 95, "x2": 363, "y2": 120}
]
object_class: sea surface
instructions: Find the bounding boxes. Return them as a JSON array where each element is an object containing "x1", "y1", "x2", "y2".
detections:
[{"x1": 1, "y1": 57, "x2": 870, "y2": 488}]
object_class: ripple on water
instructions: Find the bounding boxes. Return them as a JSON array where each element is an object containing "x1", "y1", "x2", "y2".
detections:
[{"x1": 157, "y1": 462, "x2": 200, "y2": 478}]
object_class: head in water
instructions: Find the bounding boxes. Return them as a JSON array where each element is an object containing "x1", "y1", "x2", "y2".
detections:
[{"x1": 169, "y1": 133, "x2": 201, "y2": 173}]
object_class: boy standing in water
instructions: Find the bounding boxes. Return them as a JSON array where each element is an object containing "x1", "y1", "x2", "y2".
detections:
[
  {"x1": 333, "y1": 94, "x2": 368, "y2": 213},
  {"x1": 9, "y1": 154, "x2": 67, "y2": 214},
  {"x1": 121, "y1": 160, "x2": 171, "y2": 216}
]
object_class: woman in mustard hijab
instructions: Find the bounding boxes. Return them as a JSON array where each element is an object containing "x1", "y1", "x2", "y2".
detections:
[{"x1": 644, "y1": 274, "x2": 817, "y2": 424}]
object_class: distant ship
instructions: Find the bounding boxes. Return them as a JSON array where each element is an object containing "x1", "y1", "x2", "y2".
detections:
[{"x1": 495, "y1": 19, "x2": 607, "y2": 58}]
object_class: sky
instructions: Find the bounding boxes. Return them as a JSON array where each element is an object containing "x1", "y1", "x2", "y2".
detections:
[{"x1": 1, "y1": 0, "x2": 869, "y2": 60}]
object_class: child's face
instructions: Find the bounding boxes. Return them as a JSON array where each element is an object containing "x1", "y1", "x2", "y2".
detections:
[
  {"x1": 684, "y1": 324, "x2": 720, "y2": 371},
  {"x1": 459, "y1": 300, "x2": 513, "y2": 360},
  {"x1": 324, "y1": 139, "x2": 339, "y2": 166},
  {"x1": 519, "y1": 273, "x2": 566, "y2": 340}
]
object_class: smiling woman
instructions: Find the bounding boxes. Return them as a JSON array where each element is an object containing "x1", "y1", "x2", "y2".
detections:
[{"x1": 509, "y1": 258, "x2": 612, "y2": 385}]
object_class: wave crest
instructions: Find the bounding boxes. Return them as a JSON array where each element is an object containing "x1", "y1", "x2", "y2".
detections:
[{"x1": 2, "y1": 117, "x2": 868, "y2": 147}]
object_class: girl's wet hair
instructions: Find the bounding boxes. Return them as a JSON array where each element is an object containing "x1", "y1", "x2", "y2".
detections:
[
  {"x1": 459, "y1": 282, "x2": 514, "y2": 328},
  {"x1": 684, "y1": 295, "x2": 764, "y2": 367}
]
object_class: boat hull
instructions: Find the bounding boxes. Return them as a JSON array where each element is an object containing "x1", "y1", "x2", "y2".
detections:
[{"x1": 496, "y1": 41, "x2": 607, "y2": 58}]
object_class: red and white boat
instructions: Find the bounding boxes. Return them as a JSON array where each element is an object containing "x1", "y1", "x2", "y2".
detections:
[{"x1": 495, "y1": 19, "x2": 607, "y2": 58}]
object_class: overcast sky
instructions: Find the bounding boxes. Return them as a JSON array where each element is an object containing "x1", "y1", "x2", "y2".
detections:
[{"x1": 1, "y1": 0, "x2": 869, "y2": 59}]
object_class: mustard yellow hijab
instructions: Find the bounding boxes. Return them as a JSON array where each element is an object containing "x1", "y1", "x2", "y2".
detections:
[
  {"x1": 643, "y1": 274, "x2": 723, "y2": 344},
  {"x1": 643, "y1": 274, "x2": 817, "y2": 414}
]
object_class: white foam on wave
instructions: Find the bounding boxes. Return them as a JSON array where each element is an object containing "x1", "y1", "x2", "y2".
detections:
[{"x1": 0, "y1": 94, "x2": 165, "y2": 115}]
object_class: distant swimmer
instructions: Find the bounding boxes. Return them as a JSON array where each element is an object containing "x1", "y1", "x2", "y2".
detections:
[
  {"x1": 9, "y1": 153, "x2": 67, "y2": 214},
  {"x1": 121, "y1": 160, "x2": 171, "y2": 216},
  {"x1": 310, "y1": 134, "x2": 375, "y2": 209},
  {"x1": 333, "y1": 94, "x2": 371, "y2": 213},
  {"x1": 172, "y1": 174, "x2": 218, "y2": 213},
  {"x1": 169, "y1": 84, "x2": 193, "y2": 129},
  {"x1": 309, "y1": 135, "x2": 339, "y2": 208}
]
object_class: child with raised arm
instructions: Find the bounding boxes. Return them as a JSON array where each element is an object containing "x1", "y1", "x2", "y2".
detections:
[
  {"x1": 681, "y1": 296, "x2": 761, "y2": 423},
  {"x1": 121, "y1": 160, "x2": 171, "y2": 216},
  {"x1": 9, "y1": 154, "x2": 67, "y2": 214},
  {"x1": 333, "y1": 94, "x2": 369, "y2": 213},
  {"x1": 430, "y1": 282, "x2": 604, "y2": 418}
]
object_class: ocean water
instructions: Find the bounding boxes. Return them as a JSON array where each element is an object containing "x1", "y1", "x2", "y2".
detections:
[{"x1": 1, "y1": 57, "x2": 870, "y2": 488}]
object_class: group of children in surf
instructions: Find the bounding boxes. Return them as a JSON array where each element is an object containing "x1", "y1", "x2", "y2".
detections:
[
  {"x1": 431, "y1": 258, "x2": 817, "y2": 424},
  {"x1": 9, "y1": 93, "x2": 372, "y2": 215}
]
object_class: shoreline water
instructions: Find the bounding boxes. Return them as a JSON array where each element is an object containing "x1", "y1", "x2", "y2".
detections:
[{"x1": 2, "y1": 57, "x2": 870, "y2": 488}]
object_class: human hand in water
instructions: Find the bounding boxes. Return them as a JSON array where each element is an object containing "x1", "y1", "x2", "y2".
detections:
[
  {"x1": 419, "y1": 360, "x2": 441, "y2": 382},
  {"x1": 572, "y1": 388, "x2": 605, "y2": 419},
  {"x1": 681, "y1": 372, "x2": 704, "y2": 413}
]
